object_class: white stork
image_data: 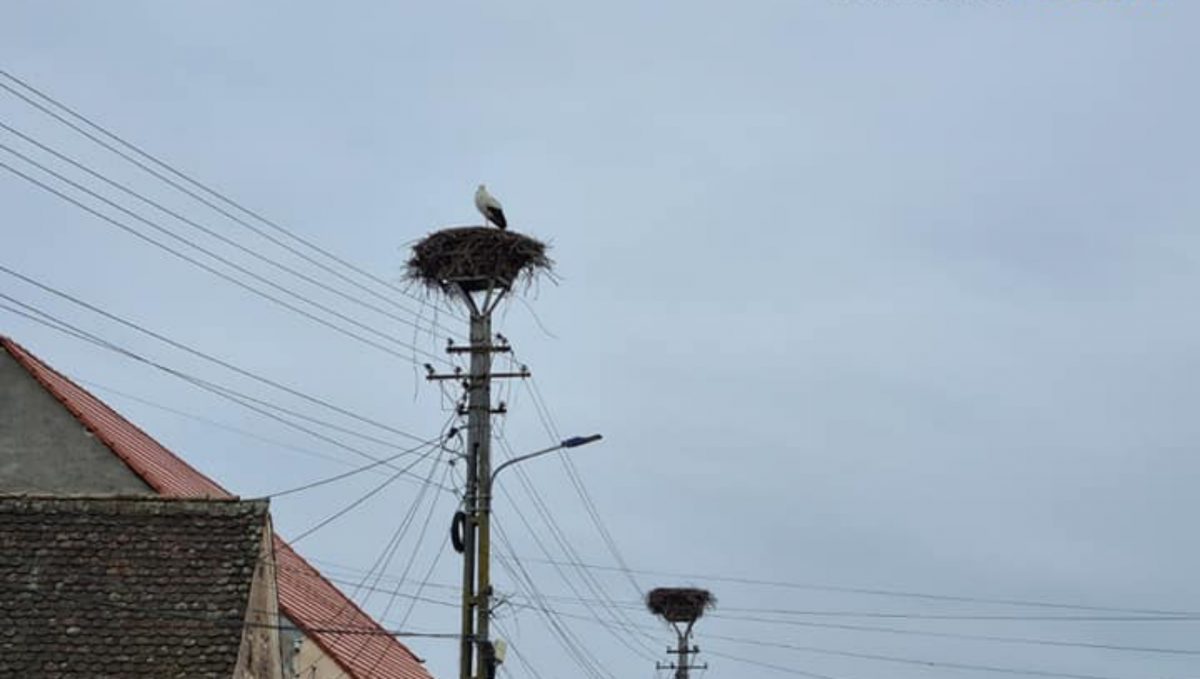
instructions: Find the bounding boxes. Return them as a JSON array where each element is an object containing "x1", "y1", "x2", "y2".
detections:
[{"x1": 474, "y1": 184, "x2": 508, "y2": 230}]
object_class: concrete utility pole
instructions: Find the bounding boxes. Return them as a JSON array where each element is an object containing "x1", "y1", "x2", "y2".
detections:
[
  {"x1": 408, "y1": 220, "x2": 554, "y2": 679},
  {"x1": 428, "y1": 286, "x2": 525, "y2": 679}
]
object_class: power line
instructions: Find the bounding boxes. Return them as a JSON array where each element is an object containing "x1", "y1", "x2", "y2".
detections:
[
  {"x1": 0, "y1": 70, "x2": 464, "y2": 326},
  {"x1": 713, "y1": 611, "x2": 1200, "y2": 623},
  {"x1": 491, "y1": 525, "x2": 616, "y2": 679},
  {"x1": 315, "y1": 575, "x2": 459, "y2": 611},
  {"x1": 0, "y1": 266, "x2": 431, "y2": 444},
  {"x1": 288, "y1": 441, "x2": 444, "y2": 544},
  {"x1": 198, "y1": 377, "x2": 452, "y2": 494},
  {"x1": 295, "y1": 415, "x2": 457, "y2": 642},
  {"x1": 358, "y1": 461, "x2": 458, "y2": 678},
  {"x1": 517, "y1": 369, "x2": 643, "y2": 598},
  {"x1": 0, "y1": 143, "x2": 448, "y2": 364},
  {"x1": 494, "y1": 553, "x2": 612, "y2": 679},
  {"x1": 704, "y1": 620, "x2": 1200, "y2": 657},
  {"x1": 304, "y1": 441, "x2": 454, "y2": 679},
  {"x1": 506, "y1": 555, "x2": 1200, "y2": 618},
  {"x1": 493, "y1": 619, "x2": 549, "y2": 679},
  {"x1": 308, "y1": 557, "x2": 460, "y2": 594},
  {"x1": 9, "y1": 303, "x2": 1194, "y2": 651},
  {"x1": 0, "y1": 120, "x2": 458, "y2": 341},
  {"x1": 24, "y1": 581, "x2": 458, "y2": 639},
  {"x1": 493, "y1": 481, "x2": 659, "y2": 663},
  {"x1": 493, "y1": 428, "x2": 660, "y2": 660},
  {"x1": 0, "y1": 153, "x2": 447, "y2": 366},
  {"x1": 704, "y1": 650, "x2": 848, "y2": 679},
  {"x1": 0, "y1": 296, "x2": 453, "y2": 491},
  {"x1": 396, "y1": 512, "x2": 453, "y2": 626},
  {"x1": 0, "y1": 291, "x2": 397, "y2": 454},
  {"x1": 706, "y1": 637, "x2": 1141, "y2": 679},
  {"x1": 480, "y1": 590, "x2": 1200, "y2": 658},
  {"x1": 493, "y1": 598, "x2": 1183, "y2": 679},
  {"x1": 258, "y1": 434, "x2": 452, "y2": 499},
  {"x1": 306, "y1": 561, "x2": 1200, "y2": 663},
  {"x1": 360, "y1": 446, "x2": 452, "y2": 619},
  {"x1": 82, "y1": 380, "x2": 392, "y2": 475},
  {"x1": 488, "y1": 590, "x2": 1200, "y2": 624}
]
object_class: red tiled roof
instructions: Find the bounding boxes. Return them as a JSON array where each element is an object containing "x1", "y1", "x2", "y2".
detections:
[{"x1": 1, "y1": 336, "x2": 435, "y2": 679}]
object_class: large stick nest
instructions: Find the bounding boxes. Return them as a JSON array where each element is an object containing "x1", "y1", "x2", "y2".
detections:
[
  {"x1": 645, "y1": 588, "x2": 716, "y2": 623},
  {"x1": 405, "y1": 226, "x2": 554, "y2": 295}
]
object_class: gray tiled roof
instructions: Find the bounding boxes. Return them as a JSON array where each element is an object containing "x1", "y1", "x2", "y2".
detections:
[{"x1": 0, "y1": 495, "x2": 269, "y2": 679}]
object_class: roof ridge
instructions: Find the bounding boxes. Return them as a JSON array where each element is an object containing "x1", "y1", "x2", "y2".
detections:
[
  {"x1": 0, "y1": 492, "x2": 249, "y2": 503},
  {"x1": 0, "y1": 495, "x2": 270, "y2": 517}
]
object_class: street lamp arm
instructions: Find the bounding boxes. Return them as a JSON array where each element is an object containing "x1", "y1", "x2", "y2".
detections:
[{"x1": 491, "y1": 434, "x2": 603, "y2": 483}]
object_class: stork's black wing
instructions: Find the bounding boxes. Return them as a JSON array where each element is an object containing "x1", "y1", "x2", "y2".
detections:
[{"x1": 487, "y1": 207, "x2": 508, "y2": 230}]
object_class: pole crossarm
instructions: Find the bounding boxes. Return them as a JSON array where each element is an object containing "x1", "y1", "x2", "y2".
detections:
[
  {"x1": 447, "y1": 344, "x2": 512, "y2": 355},
  {"x1": 425, "y1": 370, "x2": 530, "y2": 382}
]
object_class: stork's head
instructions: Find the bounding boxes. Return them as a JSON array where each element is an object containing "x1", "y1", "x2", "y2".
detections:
[{"x1": 477, "y1": 184, "x2": 486, "y2": 192}]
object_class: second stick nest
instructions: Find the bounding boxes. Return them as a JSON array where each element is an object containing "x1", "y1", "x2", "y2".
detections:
[{"x1": 645, "y1": 588, "x2": 715, "y2": 623}]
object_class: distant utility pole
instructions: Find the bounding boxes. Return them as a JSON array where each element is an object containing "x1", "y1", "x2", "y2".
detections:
[
  {"x1": 646, "y1": 587, "x2": 715, "y2": 679},
  {"x1": 660, "y1": 634, "x2": 706, "y2": 679}
]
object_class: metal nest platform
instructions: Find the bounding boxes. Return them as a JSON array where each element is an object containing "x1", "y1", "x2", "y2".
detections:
[
  {"x1": 406, "y1": 226, "x2": 554, "y2": 296},
  {"x1": 646, "y1": 588, "x2": 716, "y2": 624}
]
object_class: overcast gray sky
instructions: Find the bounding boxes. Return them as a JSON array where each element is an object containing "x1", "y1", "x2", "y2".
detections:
[{"x1": 4, "y1": 2, "x2": 1200, "y2": 678}]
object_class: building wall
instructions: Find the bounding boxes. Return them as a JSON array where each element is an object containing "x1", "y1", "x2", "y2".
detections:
[
  {"x1": 235, "y1": 520, "x2": 285, "y2": 679},
  {"x1": 0, "y1": 351, "x2": 151, "y2": 494},
  {"x1": 0, "y1": 349, "x2": 340, "y2": 678},
  {"x1": 291, "y1": 636, "x2": 351, "y2": 679}
]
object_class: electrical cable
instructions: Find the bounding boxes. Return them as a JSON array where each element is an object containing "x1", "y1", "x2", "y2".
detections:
[
  {"x1": 493, "y1": 618, "x2": 549, "y2": 679},
  {"x1": 23, "y1": 582, "x2": 458, "y2": 638},
  {"x1": 305, "y1": 414, "x2": 457, "y2": 638},
  {"x1": 515, "y1": 367, "x2": 643, "y2": 598},
  {"x1": 0, "y1": 155, "x2": 446, "y2": 366},
  {"x1": 705, "y1": 637, "x2": 1140, "y2": 679},
  {"x1": 259, "y1": 433, "x2": 451, "y2": 499},
  {"x1": 358, "y1": 460, "x2": 459, "y2": 678},
  {"x1": 702, "y1": 649, "x2": 850, "y2": 679},
  {"x1": 4, "y1": 264, "x2": 428, "y2": 445},
  {"x1": 703, "y1": 621, "x2": 1200, "y2": 657},
  {"x1": 494, "y1": 476, "x2": 658, "y2": 662},
  {"x1": 287, "y1": 558, "x2": 1200, "y2": 658},
  {"x1": 0, "y1": 121, "x2": 457, "y2": 342},
  {"x1": 493, "y1": 429, "x2": 660, "y2": 660},
  {"x1": 312, "y1": 444, "x2": 453, "y2": 679},
  {"x1": 501, "y1": 555, "x2": 1200, "y2": 618},
  {"x1": 493, "y1": 596, "x2": 1187, "y2": 679},
  {"x1": 397, "y1": 501, "x2": 455, "y2": 628},
  {"x1": 491, "y1": 525, "x2": 616, "y2": 679},
  {"x1": 713, "y1": 611, "x2": 1200, "y2": 623},
  {"x1": 0, "y1": 70, "x2": 465, "y2": 325},
  {"x1": 288, "y1": 440, "x2": 444, "y2": 544},
  {"x1": 0, "y1": 295, "x2": 453, "y2": 491},
  {"x1": 81, "y1": 380, "x2": 392, "y2": 475}
]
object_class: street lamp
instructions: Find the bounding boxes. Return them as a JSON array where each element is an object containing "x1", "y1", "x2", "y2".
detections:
[
  {"x1": 491, "y1": 434, "x2": 603, "y2": 483},
  {"x1": 476, "y1": 433, "x2": 603, "y2": 678}
]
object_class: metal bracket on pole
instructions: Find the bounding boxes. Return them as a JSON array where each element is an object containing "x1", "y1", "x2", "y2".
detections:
[{"x1": 447, "y1": 343, "x2": 512, "y2": 355}]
